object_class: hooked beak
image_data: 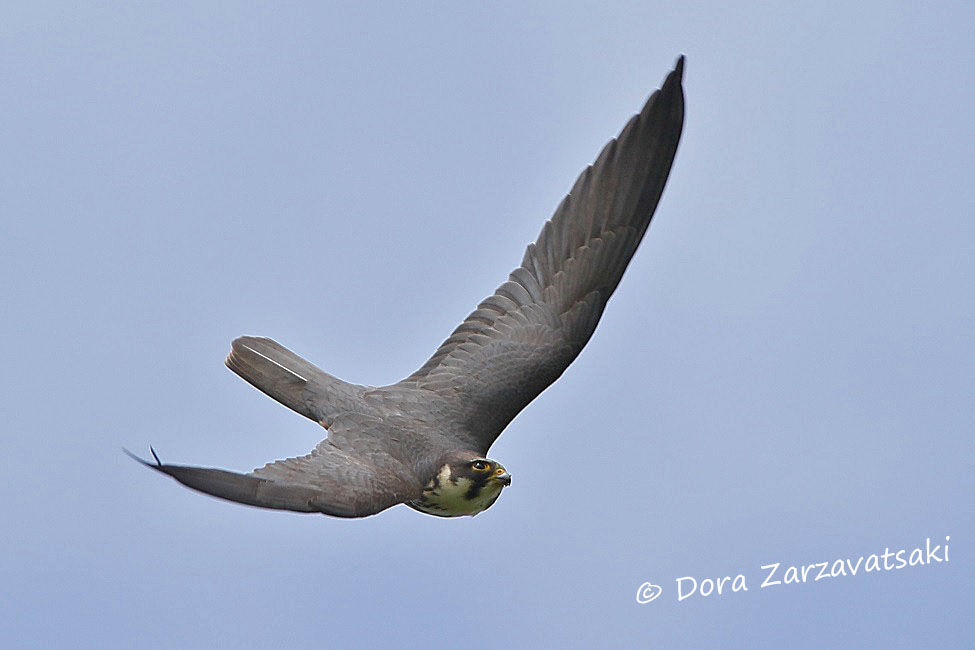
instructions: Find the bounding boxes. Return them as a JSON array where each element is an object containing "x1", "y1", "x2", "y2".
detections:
[{"x1": 494, "y1": 471, "x2": 512, "y2": 487}]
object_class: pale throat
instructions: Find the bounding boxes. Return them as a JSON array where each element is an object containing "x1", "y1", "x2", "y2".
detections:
[{"x1": 407, "y1": 463, "x2": 505, "y2": 518}]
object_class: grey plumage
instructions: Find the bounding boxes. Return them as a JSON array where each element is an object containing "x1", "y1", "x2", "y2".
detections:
[
  {"x1": 128, "y1": 57, "x2": 686, "y2": 518},
  {"x1": 225, "y1": 337, "x2": 368, "y2": 426}
]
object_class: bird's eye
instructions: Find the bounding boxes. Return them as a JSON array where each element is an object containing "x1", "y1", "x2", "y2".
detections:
[{"x1": 471, "y1": 460, "x2": 489, "y2": 471}]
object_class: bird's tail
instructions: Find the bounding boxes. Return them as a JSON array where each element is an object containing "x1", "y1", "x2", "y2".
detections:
[{"x1": 225, "y1": 336, "x2": 366, "y2": 426}]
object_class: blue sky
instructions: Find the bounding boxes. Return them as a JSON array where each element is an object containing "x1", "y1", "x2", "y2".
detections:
[{"x1": 2, "y1": 2, "x2": 972, "y2": 647}]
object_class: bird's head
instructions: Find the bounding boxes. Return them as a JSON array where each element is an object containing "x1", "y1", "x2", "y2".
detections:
[{"x1": 408, "y1": 451, "x2": 511, "y2": 517}]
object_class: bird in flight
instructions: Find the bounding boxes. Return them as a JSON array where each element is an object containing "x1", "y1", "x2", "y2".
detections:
[{"x1": 128, "y1": 57, "x2": 685, "y2": 518}]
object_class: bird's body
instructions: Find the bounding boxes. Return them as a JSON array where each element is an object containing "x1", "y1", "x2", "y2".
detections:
[{"x1": 128, "y1": 57, "x2": 686, "y2": 518}]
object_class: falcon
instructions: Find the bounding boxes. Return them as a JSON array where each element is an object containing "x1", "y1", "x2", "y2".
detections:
[{"x1": 127, "y1": 57, "x2": 685, "y2": 518}]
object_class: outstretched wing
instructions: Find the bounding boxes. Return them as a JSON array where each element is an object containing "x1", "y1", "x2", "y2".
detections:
[
  {"x1": 400, "y1": 58, "x2": 685, "y2": 452},
  {"x1": 126, "y1": 416, "x2": 423, "y2": 518}
]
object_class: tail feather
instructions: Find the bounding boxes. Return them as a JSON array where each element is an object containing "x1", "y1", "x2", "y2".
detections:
[{"x1": 225, "y1": 336, "x2": 365, "y2": 425}]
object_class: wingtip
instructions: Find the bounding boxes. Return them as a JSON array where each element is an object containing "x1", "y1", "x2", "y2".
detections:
[
  {"x1": 123, "y1": 445, "x2": 163, "y2": 468},
  {"x1": 673, "y1": 54, "x2": 685, "y2": 80},
  {"x1": 122, "y1": 446, "x2": 148, "y2": 465}
]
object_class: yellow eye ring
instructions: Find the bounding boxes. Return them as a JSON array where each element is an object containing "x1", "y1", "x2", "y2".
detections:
[{"x1": 471, "y1": 460, "x2": 489, "y2": 471}]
